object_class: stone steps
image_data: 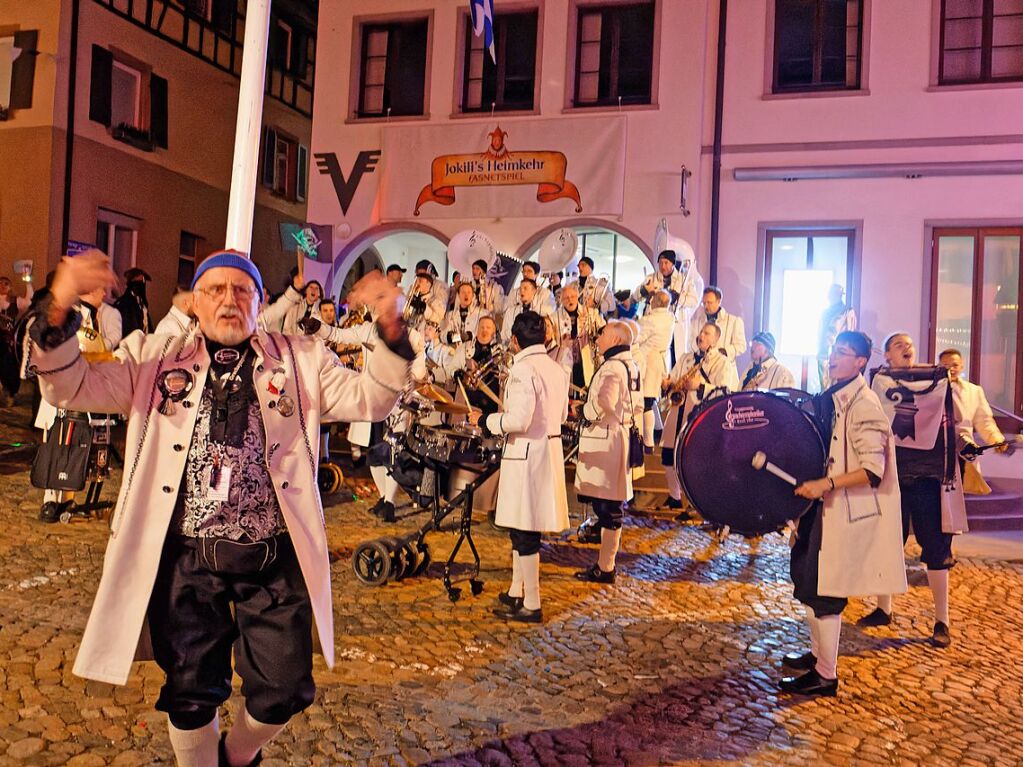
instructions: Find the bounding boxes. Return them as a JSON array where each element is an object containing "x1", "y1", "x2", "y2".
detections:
[{"x1": 966, "y1": 479, "x2": 1023, "y2": 531}]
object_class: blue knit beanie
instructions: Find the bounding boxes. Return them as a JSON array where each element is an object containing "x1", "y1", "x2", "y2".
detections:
[{"x1": 191, "y1": 250, "x2": 264, "y2": 297}]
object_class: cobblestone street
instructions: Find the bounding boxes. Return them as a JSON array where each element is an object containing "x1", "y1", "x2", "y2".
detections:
[{"x1": 0, "y1": 410, "x2": 1022, "y2": 766}]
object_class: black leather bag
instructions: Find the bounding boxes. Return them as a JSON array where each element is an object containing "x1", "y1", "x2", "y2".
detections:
[
  {"x1": 31, "y1": 413, "x2": 92, "y2": 491},
  {"x1": 615, "y1": 360, "x2": 646, "y2": 469}
]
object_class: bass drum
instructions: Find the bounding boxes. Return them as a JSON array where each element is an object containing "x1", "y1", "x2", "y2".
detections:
[{"x1": 676, "y1": 391, "x2": 825, "y2": 536}]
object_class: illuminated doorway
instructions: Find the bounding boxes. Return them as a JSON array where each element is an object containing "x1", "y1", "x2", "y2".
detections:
[{"x1": 763, "y1": 229, "x2": 856, "y2": 393}]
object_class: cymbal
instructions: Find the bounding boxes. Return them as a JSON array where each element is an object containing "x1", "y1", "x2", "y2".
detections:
[
  {"x1": 430, "y1": 400, "x2": 471, "y2": 415},
  {"x1": 415, "y1": 382, "x2": 453, "y2": 403}
]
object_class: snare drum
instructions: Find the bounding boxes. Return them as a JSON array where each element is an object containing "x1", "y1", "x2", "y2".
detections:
[{"x1": 676, "y1": 391, "x2": 825, "y2": 536}]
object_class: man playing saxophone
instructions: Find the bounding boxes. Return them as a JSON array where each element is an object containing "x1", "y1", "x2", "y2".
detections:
[
  {"x1": 553, "y1": 284, "x2": 605, "y2": 394},
  {"x1": 660, "y1": 322, "x2": 739, "y2": 516}
]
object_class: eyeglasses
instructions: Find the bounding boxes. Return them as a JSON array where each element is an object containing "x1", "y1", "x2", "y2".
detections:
[
  {"x1": 195, "y1": 283, "x2": 258, "y2": 302},
  {"x1": 829, "y1": 347, "x2": 860, "y2": 359}
]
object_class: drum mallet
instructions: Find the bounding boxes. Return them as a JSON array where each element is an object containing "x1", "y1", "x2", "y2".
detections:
[{"x1": 751, "y1": 451, "x2": 798, "y2": 486}]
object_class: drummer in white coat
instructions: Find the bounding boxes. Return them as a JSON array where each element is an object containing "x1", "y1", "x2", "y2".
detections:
[
  {"x1": 782, "y1": 330, "x2": 907, "y2": 697},
  {"x1": 24, "y1": 250, "x2": 411, "y2": 767},
  {"x1": 572, "y1": 320, "x2": 643, "y2": 584},
  {"x1": 469, "y1": 311, "x2": 570, "y2": 623},
  {"x1": 633, "y1": 289, "x2": 674, "y2": 448}
]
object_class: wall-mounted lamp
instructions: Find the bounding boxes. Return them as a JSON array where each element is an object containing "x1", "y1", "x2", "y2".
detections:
[{"x1": 680, "y1": 165, "x2": 692, "y2": 217}]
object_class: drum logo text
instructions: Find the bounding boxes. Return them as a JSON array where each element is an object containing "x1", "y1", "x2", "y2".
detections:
[{"x1": 721, "y1": 400, "x2": 770, "y2": 431}]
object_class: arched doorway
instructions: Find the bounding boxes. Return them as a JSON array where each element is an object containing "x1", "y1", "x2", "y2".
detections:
[
  {"x1": 331, "y1": 224, "x2": 450, "y2": 301},
  {"x1": 516, "y1": 220, "x2": 652, "y2": 296}
]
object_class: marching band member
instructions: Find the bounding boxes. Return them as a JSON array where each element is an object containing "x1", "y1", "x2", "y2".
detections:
[
  {"x1": 441, "y1": 282, "x2": 486, "y2": 345},
  {"x1": 940, "y1": 347, "x2": 1008, "y2": 491},
  {"x1": 660, "y1": 322, "x2": 739, "y2": 516},
  {"x1": 783, "y1": 331, "x2": 907, "y2": 697},
  {"x1": 741, "y1": 331, "x2": 796, "y2": 391},
  {"x1": 554, "y1": 283, "x2": 606, "y2": 392},
  {"x1": 469, "y1": 311, "x2": 570, "y2": 624},
  {"x1": 414, "y1": 259, "x2": 449, "y2": 316},
  {"x1": 281, "y1": 280, "x2": 323, "y2": 335},
  {"x1": 154, "y1": 287, "x2": 195, "y2": 337},
  {"x1": 565, "y1": 257, "x2": 614, "y2": 315},
  {"x1": 432, "y1": 316, "x2": 503, "y2": 416},
  {"x1": 859, "y1": 334, "x2": 976, "y2": 648},
  {"x1": 470, "y1": 259, "x2": 506, "y2": 317},
  {"x1": 404, "y1": 272, "x2": 446, "y2": 335},
  {"x1": 447, "y1": 271, "x2": 462, "y2": 311},
  {"x1": 688, "y1": 286, "x2": 746, "y2": 383},
  {"x1": 27, "y1": 249, "x2": 411, "y2": 767},
  {"x1": 521, "y1": 261, "x2": 557, "y2": 314},
  {"x1": 572, "y1": 321, "x2": 644, "y2": 584},
  {"x1": 670, "y1": 248, "x2": 704, "y2": 363},
  {"x1": 502, "y1": 280, "x2": 553, "y2": 342},
  {"x1": 634, "y1": 290, "x2": 674, "y2": 449},
  {"x1": 632, "y1": 252, "x2": 683, "y2": 310}
]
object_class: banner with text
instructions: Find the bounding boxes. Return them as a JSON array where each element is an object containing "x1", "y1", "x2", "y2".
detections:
[{"x1": 379, "y1": 117, "x2": 626, "y2": 220}]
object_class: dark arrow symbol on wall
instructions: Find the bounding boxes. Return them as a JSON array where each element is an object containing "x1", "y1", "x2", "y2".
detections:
[{"x1": 315, "y1": 151, "x2": 381, "y2": 215}]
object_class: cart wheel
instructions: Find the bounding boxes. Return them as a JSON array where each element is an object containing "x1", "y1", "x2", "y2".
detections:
[
  {"x1": 412, "y1": 544, "x2": 431, "y2": 577},
  {"x1": 398, "y1": 541, "x2": 420, "y2": 580},
  {"x1": 317, "y1": 463, "x2": 342, "y2": 495},
  {"x1": 469, "y1": 579, "x2": 484, "y2": 597},
  {"x1": 381, "y1": 537, "x2": 408, "y2": 580},
  {"x1": 447, "y1": 587, "x2": 462, "y2": 603},
  {"x1": 59, "y1": 511, "x2": 72, "y2": 524},
  {"x1": 352, "y1": 540, "x2": 392, "y2": 586}
]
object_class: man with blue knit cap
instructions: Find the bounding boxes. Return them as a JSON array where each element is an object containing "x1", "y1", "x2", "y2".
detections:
[{"x1": 24, "y1": 248, "x2": 413, "y2": 767}]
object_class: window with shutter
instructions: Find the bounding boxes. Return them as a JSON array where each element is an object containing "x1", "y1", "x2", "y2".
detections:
[
  {"x1": 89, "y1": 45, "x2": 114, "y2": 126},
  {"x1": 262, "y1": 127, "x2": 278, "y2": 188},
  {"x1": 297, "y1": 144, "x2": 308, "y2": 202},
  {"x1": 150, "y1": 75, "x2": 168, "y2": 148},
  {"x1": 7, "y1": 30, "x2": 38, "y2": 112}
]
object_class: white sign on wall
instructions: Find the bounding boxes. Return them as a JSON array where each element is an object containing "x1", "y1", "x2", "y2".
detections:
[{"x1": 379, "y1": 116, "x2": 627, "y2": 220}]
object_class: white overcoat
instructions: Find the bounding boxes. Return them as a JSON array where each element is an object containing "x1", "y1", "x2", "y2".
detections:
[
  {"x1": 634, "y1": 307, "x2": 674, "y2": 398},
  {"x1": 553, "y1": 305, "x2": 605, "y2": 386},
  {"x1": 660, "y1": 349, "x2": 738, "y2": 449},
  {"x1": 26, "y1": 324, "x2": 409, "y2": 685},
  {"x1": 740, "y1": 357, "x2": 797, "y2": 391},
  {"x1": 575, "y1": 350, "x2": 642, "y2": 501},
  {"x1": 485, "y1": 345, "x2": 570, "y2": 532},
  {"x1": 818, "y1": 376, "x2": 909, "y2": 597}
]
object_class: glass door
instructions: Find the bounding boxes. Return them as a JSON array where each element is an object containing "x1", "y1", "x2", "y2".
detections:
[
  {"x1": 764, "y1": 229, "x2": 856, "y2": 393},
  {"x1": 932, "y1": 227, "x2": 1023, "y2": 415}
]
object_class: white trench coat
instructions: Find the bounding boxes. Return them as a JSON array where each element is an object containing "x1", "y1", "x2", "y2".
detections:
[
  {"x1": 575, "y1": 350, "x2": 643, "y2": 502},
  {"x1": 485, "y1": 345, "x2": 570, "y2": 532},
  {"x1": 26, "y1": 324, "x2": 409, "y2": 685},
  {"x1": 818, "y1": 376, "x2": 908, "y2": 598}
]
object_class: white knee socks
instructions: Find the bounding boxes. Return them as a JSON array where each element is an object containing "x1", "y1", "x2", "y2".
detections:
[
  {"x1": 664, "y1": 465, "x2": 682, "y2": 500},
  {"x1": 642, "y1": 410, "x2": 655, "y2": 447},
  {"x1": 814, "y1": 614, "x2": 841, "y2": 681},
  {"x1": 519, "y1": 553, "x2": 541, "y2": 610},
  {"x1": 508, "y1": 551, "x2": 523, "y2": 598},
  {"x1": 804, "y1": 606, "x2": 820, "y2": 659},
  {"x1": 927, "y1": 569, "x2": 950, "y2": 625},
  {"x1": 167, "y1": 715, "x2": 219, "y2": 767},
  {"x1": 224, "y1": 707, "x2": 287, "y2": 767},
  {"x1": 597, "y1": 528, "x2": 622, "y2": 572},
  {"x1": 876, "y1": 594, "x2": 893, "y2": 615}
]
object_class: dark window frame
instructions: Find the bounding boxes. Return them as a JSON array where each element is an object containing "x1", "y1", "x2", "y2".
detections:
[
  {"x1": 572, "y1": 1, "x2": 655, "y2": 108},
  {"x1": 460, "y1": 9, "x2": 539, "y2": 113},
  {"x1": 356, "y1": 18, "x2": 430, "y2": 119},
  {"x1": 938, "y1": 0, "x2": 1023, "y2": 85},
  {"x1": 260, "y1": 125, "x2": 308, "y2": 204},
  {"x1": 772, "y1": 0, "x2": 864, "y2": 93}
]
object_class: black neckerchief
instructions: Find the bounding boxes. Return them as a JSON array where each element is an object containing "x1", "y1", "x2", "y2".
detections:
[
  {"x1": 79, "y1": 301, "x2": 98, "y2": 326},
  {"x1": 813, "y1": 376, "x2": 858, "y2": 446},
  {"x1": 207, "y1": 339, "x2": 254, "y2": 446},
  {"x1": 472, "y1": 342, "x2": 494, "y2": 365},
  {"x1": 706, "y1": 309, "x2": 721, "y2": 324},
  {"x1": 693, "y1": 350, "x2": 705, "y2": 365},
  {"x1": 605, "y1": 344, "x2": 629, "y2": 358},
  {"x1": 579, "y1": 275, "x2": 588, "y2": 289}
]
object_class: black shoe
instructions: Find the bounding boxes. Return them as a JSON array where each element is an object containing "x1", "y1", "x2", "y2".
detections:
[
  {"x1": 574, "y1": 563, "x2": 616, "y2": 584},
  {"x1": 219, "y1": 732, "x2": 262, "y2": 767},
  {"x1": 38, "y1": 502, "x2": 60, "y2": 524},
  {"x1": 666, "y1": 497, "x2": 684, "y2": 510},
  {"x1": 380, "y1": 501, "x2": 396, "y2": 523},
  {"x1": 779, "y1": 668, "x2": 838, "y2": 697},
  {"x1": 369, "y1": 497, "x2": 386, "y2": 517},
  {"x1": 674, "y1": 510, "x2": 695, "y2": 523},
  {"x1": 496, "y1": 591, "x2": 524, "y2": 610},
  {"x1": 856, "y1": 607, "x2": 892, "y2": 627},
  {"x1": 781, "y1": 651, "x2": 816, "y2": 671},
  {"x1": 931, "y1": 621, "x2": 951, "y2": 648},
  {"x1": 493, "y1": 604, "x2": 543, "y2": 623}
]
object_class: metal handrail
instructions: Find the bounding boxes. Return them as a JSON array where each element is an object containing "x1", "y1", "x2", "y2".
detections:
[{"x1": 991, "y1": 404, "x2": 1023, "y2": 426}]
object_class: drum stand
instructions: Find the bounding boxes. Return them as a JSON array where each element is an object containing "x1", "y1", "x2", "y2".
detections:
[{"x1": 352, "y1": 459, "x2": 499, "y2": 603}]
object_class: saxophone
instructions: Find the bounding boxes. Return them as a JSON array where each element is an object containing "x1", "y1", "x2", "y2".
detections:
[{"x1": 665, "y1": 361, "x2": 703, "y2": 405}]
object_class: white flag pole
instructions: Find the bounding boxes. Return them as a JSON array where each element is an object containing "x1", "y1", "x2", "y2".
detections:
[{"x1": 225, "y1": 0, "x2": 273, "y2": 255}]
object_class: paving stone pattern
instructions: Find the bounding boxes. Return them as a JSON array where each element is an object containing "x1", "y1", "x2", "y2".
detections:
[{"x1": 0, "y1": 427, "x2": 1021, "y2": 764}]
